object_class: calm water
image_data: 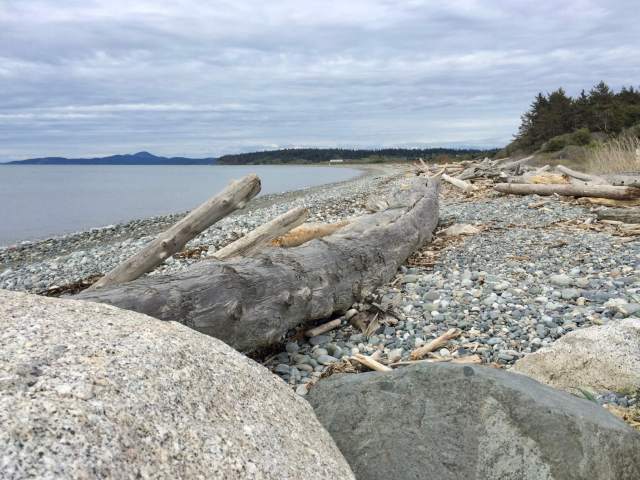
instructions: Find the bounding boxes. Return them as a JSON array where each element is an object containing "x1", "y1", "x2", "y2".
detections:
[{"x1": 0, "y1": 165, "x2": 361, "y2": 246}]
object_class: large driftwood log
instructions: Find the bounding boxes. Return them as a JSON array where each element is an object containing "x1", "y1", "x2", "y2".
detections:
[
  {"x1": 596, "y1": 208, "x2": 640, "y2": 224},
  {"x1": 212, "y1": 206, "x2": 308, "y2": 259},
  {"x1": 494, "y1": 183, "x2": 640, "y2": 200},
  {"x1": 89, "y1": 175, "x2": 261, "y2": 290},
  {"x1": 75, "y1": 176, "x2": 440, "y2": 352}
]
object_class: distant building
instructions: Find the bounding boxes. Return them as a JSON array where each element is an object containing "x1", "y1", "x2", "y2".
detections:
[{"x1": 329, "y1": 158, "x2": 344, "y2": 163}]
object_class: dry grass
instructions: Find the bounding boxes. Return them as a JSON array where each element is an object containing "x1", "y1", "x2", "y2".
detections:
[{"x1": 587, "y1": 135, "x2": 640, "y2": 174}]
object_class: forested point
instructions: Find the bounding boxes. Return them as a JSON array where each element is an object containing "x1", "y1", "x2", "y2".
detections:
[
  {"x1": 216, "y1": 147, "x2": 497, "y2": 165},
  {"x1": 507, "y1": 81, "x2": 640, "y2": 154}
]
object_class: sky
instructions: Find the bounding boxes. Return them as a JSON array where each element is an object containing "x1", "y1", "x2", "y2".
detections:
[{"x1": 1, "y1": 0, "x2": 639, "y2": 160}]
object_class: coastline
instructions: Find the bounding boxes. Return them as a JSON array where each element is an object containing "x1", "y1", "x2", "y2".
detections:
[{"x1": 0, "y1": 163, "x2": 405, "y2": 293}]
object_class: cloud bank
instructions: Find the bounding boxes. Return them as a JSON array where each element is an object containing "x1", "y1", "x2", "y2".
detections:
[{"x1": 1, "y1": 0, "x2": 639, "y2": 159}]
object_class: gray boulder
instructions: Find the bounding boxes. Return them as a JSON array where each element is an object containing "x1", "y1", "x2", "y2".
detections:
[
  {"x1": 0, "y1": 290, "x2": 354, "y2": 479},
  {"x1": 513, "y1": 317, "x2": 640, "y2": 394},
  {"x1": 308, "y1": 363, "x2": 640, "y2": 480}
]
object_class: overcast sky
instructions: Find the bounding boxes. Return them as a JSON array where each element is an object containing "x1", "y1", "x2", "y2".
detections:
[{"x1": 1, "y1": 0, "x2": 639, "y2": 160}]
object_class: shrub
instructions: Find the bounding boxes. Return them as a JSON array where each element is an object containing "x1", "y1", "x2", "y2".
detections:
[{"x1": 571, "y1": 128, "x2": 592, "y2": 145}]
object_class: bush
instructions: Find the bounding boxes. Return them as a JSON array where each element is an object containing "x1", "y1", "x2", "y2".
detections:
[
  {"x1": 571, "y1": 128, "x2": 592, "y2": 146},
  {"x1": 541, "y1": 128, "x2": 592, "y2": 152}
]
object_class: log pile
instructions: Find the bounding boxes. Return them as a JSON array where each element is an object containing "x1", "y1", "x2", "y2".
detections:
[{"x1": 75, "y1": 174, "x2": 441, "y2": 352}]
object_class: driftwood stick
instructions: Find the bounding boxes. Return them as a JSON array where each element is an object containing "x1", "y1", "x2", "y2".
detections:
[
  {"x1": 305, "y1": 318, "x2": 342, "y2": 337},
  {"x1": 494, "y1": 183, "x2": 640, "y2": 200},
  {"x1": 596, "y1": 208, "x2": 640, "y2": 224},
  {"x1": 410, "y1": 328, "x2": 461, "y2": 360},
  {"x1": 351, "y1": 354, "x2": 393, "y2": 372},
  {"x1": 442, "y1": 173, "x2": 474, "y2": 193},
  {"x1": 89, "y1": 175, "x2": 261, "y2": 290},
  {"x1": 76, "y1": 177, "x2": 440, "y2": 352},
  {"x1": 212, "y1": 206, "x2": 309, "y2": 259},
  {"x1": 555, "y1": 165, "x2": 609, "y2": 185},
  {"x1": 499, "y1": 155, "x2": 534, "y2": 171}
]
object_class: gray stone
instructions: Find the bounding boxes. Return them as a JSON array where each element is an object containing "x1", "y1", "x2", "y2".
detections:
[
  {"x1": 308, "y1": 363, "x2": 640, "y2": 480},
  {"x1": 316, "y1": 354, "x2": 339, "y2": 366},
  {"x1": 550, "y1": 274, "x2": 573, "y2": 287},
  {"x1": 309, "y1": 335, "x2": 331, "y2": 346},
  {"x1": 561, "y1": 288, "x2": 580, "y2": 300},
  {"x1": 0, "y1": 290, "x2": 354, "y2": 480},
  {"x1": 513, "y1": 318, "x2": 640, "y2": 395}
]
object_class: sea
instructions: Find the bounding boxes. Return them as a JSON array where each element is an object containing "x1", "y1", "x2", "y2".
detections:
[{"x1": 0, "y1": 165, "x2": 361, "y2": 246}]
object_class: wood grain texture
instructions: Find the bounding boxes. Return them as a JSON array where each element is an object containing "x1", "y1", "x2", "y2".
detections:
[
  {"x1": 75, "y1": 176, "x2": 440, "y2": 352},
  {"x1": 494, "y1": 182, "x2": 640, "y2": 200},
  {"x1": 89, "y1": 174, "x2": 261, "y2": 290}
]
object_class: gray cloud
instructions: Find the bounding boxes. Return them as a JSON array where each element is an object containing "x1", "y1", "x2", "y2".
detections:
[{"x1": 1, "y1": 0, "x2": 639, "y2": 160}]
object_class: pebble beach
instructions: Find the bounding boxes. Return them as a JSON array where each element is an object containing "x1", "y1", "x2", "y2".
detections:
[{"x1": 2, "y1": 164, "x2": 639, "y2": 410}]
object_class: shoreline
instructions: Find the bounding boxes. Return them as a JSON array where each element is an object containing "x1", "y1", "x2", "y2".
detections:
[
  {"x1": 0, "y1": 164, "x2": 405, "y2": 292},
  {"x1": 0, "y1": 163, "x2": 377, "y2": 250}
]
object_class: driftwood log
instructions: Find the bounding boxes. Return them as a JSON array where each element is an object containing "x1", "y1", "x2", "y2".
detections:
[
  {"x1": 75, "y1": 176, "x2": 440, "y2": 352},
  {"x1": 89, "y1": 174, "x2": 261, "y2": 290},
  {"x1": 442, "y1": 173, "x2": 473, "y2": 192},
  {"x1": 555, "y1": 165, "x2": 609, "y2": 185},
  {"x1": 494, "y1": 183, "x2": 640, "y2": 200},
  {"x1": 212, "y1": 206, "x2": 308, "y2": 259},
  {"x1": 596, "y1": 208, "x2": 640, "y2": 224}
]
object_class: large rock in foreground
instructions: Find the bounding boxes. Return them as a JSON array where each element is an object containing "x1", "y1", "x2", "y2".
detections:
[
  {"x1": 512, "y1": 318, "x2": 640, "y2": 394},
  {"x1": 308, "y1": 363, "x2": 640, "y2": 480},
  {"x1": 0, "y1": 290, "x2": 354, "y2": 479}
]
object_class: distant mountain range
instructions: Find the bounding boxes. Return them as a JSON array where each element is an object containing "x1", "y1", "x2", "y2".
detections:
[
  {"x1": 6, "y1": 151, "x2": 217, "y2": 165},
  {"x1": 6, "y1": 147, "x2": 498, "y2": 166}
]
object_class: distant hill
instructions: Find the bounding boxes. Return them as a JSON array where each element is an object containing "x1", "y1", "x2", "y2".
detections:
[
  {"x1": 7, "y1": 151, "x2": 217, "y2": 165},
  {"x1": 217, "y1": 147, "x2": 495, "y2": 165}
]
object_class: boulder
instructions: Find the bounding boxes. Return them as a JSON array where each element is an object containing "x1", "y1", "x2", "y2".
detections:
[
  {"x1": 0, "y1": 290, "x2": 354, "y2": 480},
  {"x1": 513, "y1": 318, "x2": 640, "y2": 394},
  {"x1": 308, "y1": 363, "x2": 640, "y2": 480}
]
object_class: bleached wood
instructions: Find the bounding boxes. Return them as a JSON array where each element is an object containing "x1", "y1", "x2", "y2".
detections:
[
  {"x1": 351, "y1": 354, "x2": 393, "y2": 372},
  {"x1": 494, "y1": 182, "x2": 640, "y2": 200},
  {"x1": 212, "y1": 206, "x2": 308, "y2": 259},
  {"x1": 596, "y1": 208, "x2": 640, "y2": 224},
  {"x1": 555, "y1": 165, "x2": 609, "y2": 185},
  {"x1": 89, "y1": 175, "x2": 261, "y2": 290},
  {"x1": 305, "y1": 318, "x2": 342, "y2": 337},
  {"x1": 442, "y1": 173, "x2": 474, "y2": 192},
  {"x1": 76, "y1": 176, "x2": 441, "y2": 352},
  {"x1": 410, "y1": 328, "x2": 461, "y2": 360},
  {"x1": 272, "y1": 221, "x2": 349, "y2": 247}
]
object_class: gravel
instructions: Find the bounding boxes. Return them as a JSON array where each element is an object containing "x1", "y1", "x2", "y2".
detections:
[
  {"x1": 3, "y1": 169, "x2": 638, "y2": 409},
  {"x1": 259, "y1": 184, "x2": 640, "y2": 408}
]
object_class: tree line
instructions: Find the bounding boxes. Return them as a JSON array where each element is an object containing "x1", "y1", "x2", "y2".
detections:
[
  {"x1": 511, "y1": 81, "x2": 640, "y2": 153},
  {"x1": 217, "y1": 147, "x2": 496, "y2": 165}
]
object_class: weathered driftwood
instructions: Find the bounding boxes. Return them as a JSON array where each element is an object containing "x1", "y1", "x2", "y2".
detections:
[
  {"x1": 212, "y1": 206, "x2": 308, "y2": 259},
  {"x1": 498, "y1": 155, "x2": 534, "y2": 172},
  {"x1": 605, "y1": 174, "x2": 640, "y2": 188},
  {"x1": 305, "y1": 318, "x2": 342, "y2": 337},
  {"x1": 442, "y1": 173, "x2": 473, "y2": 192},
  {"x1": 596, "y1": 208, "x2": 640, "y2": 224},
  {"x1": 410, "y1": 328, "x2": 461, "y2": 360},
  {"x1": 88, "y1": 175, "x2": 261, "y2": 291},
  {"x1": 272, "y1": 221, "x2": 349, "y2": 247},
  {"x1": 555, "y1": 165, "x2": 609, "y2": 185},
  {"x1": 75, "y1": 176, "x2": 440, "y2": 352},
  {"x1": 351, "y1": 354, "x2": 392, "y2": 372},
  {"x1": 494, "y1": 183, "x2": 640, "y2": 200}
]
